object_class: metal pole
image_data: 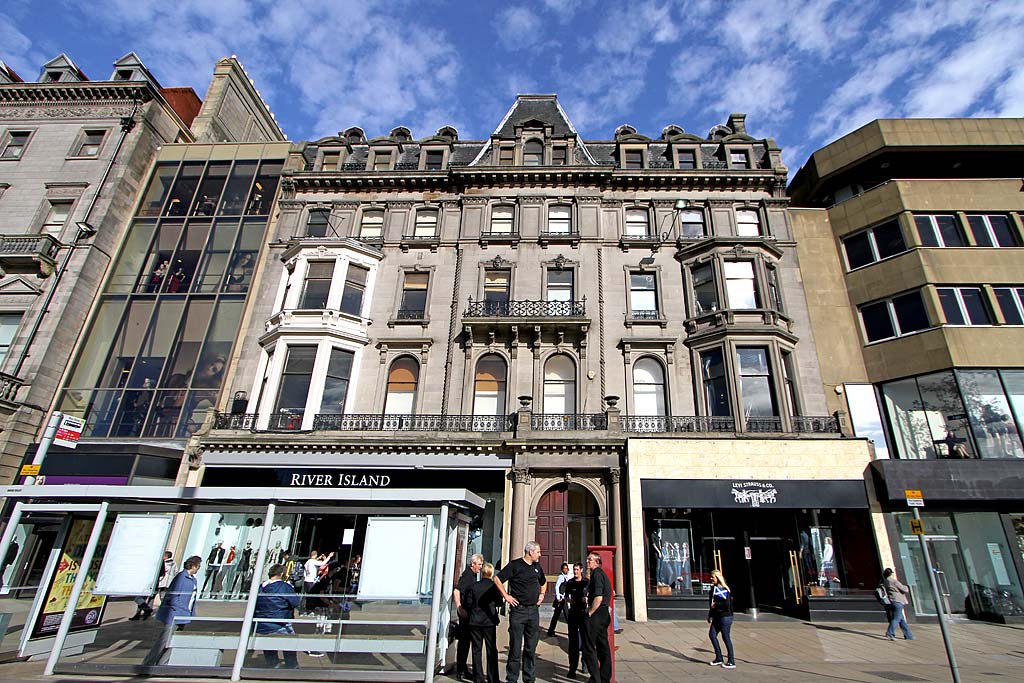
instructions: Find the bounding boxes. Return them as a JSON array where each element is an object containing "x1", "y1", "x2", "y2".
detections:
[
  {"x1": 44, "y1": 501, "x2": 109, "y2": 675},
  {"x1": 424, "y1": 504, "x2": 450, "y2": 683},
  {"x1": 913, "y1": 508, "x2": 960, "y2": 683},
  {"x1": 24, "y1": 411, "x2": 62, "y2": 485},
  {"x1": 0, "y1": 502, "x2": 25, "y2": 590},
  {"x1": 231, "y1": 503, "x2": 276, "y2": 682}
]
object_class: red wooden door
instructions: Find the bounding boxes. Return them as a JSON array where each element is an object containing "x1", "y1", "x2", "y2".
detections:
[{"x1": 535, "y1": 485, "x2": 567, "y2": 575}]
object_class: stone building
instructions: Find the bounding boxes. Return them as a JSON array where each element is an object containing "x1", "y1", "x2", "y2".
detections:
[
  {"x1": 789, "y1": 118, "x2": 1024, "y2": 622},
  {"x1": 198, "y1": 95, "x2": 878, "y2": 622}
]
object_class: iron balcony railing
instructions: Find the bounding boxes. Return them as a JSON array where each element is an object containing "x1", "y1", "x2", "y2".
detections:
[
  {"x1": 531, "y1": 413, "x2": 608, "y2": 430},
  {"x1": 464, "y1": 299, "x2": 586, "y2": 318},
  {"x1": 629, "y1": 310, "x2": 661, "y2": 321},
  {"x1": 792, "y1": 415, "x2": 841, "y2": 433},
  {"x1": 312, "y1": 413, "x2": 513, "y2": 432},
  {"x1": 622, "y1": 415, "x2": 736, "y2": 433},
  {"x1": 395, "y1": 308, "x2": 426, "y2": 320},
  {"x1": 215, "y1": 412, "x2": 258, "y2": 430}
]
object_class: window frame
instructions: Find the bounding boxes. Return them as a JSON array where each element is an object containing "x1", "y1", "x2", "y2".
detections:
[
  {"x1": 544, "y1": 267, "x2": 575, "y2": 303},
  {"x1": 723, "y1": 260, "x2": 760, "y2": 310},
  {"x1": 305, "y1": 208, "x2": 331, "y2": 238},
  {"x1": 523, "y1": 138, "x2": 544, "y2": 166},
  {"x1": 413, "y1": 208, "x2": 439, "y2": 238},
  {"x1": 966, "y1": 214, "x2": 1020, "y2": 248},
  {"x1": 727, "y1": 147, "x2": 751, "y2": 170},
  {"x1": 397, "y1": 270, "x2": 431, "y2": 320},
  {"x1": 488, "y1": 204, "x2": 515, "y2": 235},
  {"x1": 0, "y1": 312, "x2": 23, "y2": 367},
  {"x1": 39, "y1": 199, "x2": 73, "y2": 237},
  {"x1": 340, "y1": 263, "x2": 370, "y2": 318},
  {"x1": 473, "y1": 353, "x2": 508, "y2": 416},
  {"x1": 369, "y1": 148, "x2": 395, "y2": 171},
  {"x1": 420, "y1": 147, "x2": 447, "y2": 171},
  {"x1": 735, "y1": 207, "x2": 763, "y2": 237},
  {"x1": 624, "y1": 207, "x2": 651, "y2": 237},
  {"x1": 0, "y1": 130, "x2": 33, "y2": 160},
  {"x1": 937, "y1": 286, "x2": 993, "y2": 326},
  {"x1": 551, "y1": 145, "x2": 568, "y2": 166},
  {"x1": 319, "y1": 345, "x2": 356, "y2": 415},
  {"x1": 841, "y1": 218, "x2": 908, "y2": 270},
  {"x1": 69, "y1": 128, "x2": 109, "y2": 159},
  {"x1": 298, "y1": 260, "x2": 335, "y2": 309},
  {"x1": 627, "y1": 269, "x2": 660, "y2": 320},
  {"x1": 319, "y1": 149, "x2": 344, "y2": 171},
  {"x1": 631, "y1": 355, "x2": 668, "y2": 417},
  {"x1": 497, "y1": 145, "x2": 515, "y2": 166},
  {"x1": 359, "y1": 208, "x2": 385, "y2": 240},
  {"x1": 546, "y1": 204, "x2": 572, "y2": 235},
  {"x1": 620, "y1": 146, "x2": 646, "y2": 170},
  {"x1": 679, "y1": 208, "x2": 707, "y2": 239},
  {"x1": 914, "y1": 213, "x2": 966, "y2": 248},
  {"x1": 994, "y1": 286, "x2": 1024, "y2": 325},
  {"x1": 383, "y1": 355, "x2": 420, "y2": 415},
  {"x1": 859, "y1": 290, "x2": 932, "y2": 343},
  {"x1": 674, "y1": 146, "x2": 699, "y2": 170}
]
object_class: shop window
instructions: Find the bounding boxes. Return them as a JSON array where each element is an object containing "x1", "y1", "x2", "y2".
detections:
[
  {"x1": 424, "y1": 149, "x2": 445, "y2": 170},
  {"x1": 632, "y1": 357, "x2": 667, "y2": 416},
  {"x1": 624, "y1": 208, "x2": 650, "y2": 237},
  {"x1": 691, "y1": 262, "x2": 719, "y2": 315},
  {"x1": 413, "y1": 209, "x2": 438, "y2": 237},
  {"x1": 546, "y1": 269, "x2": 574, "y2": 302},
  {"x1": 915, "y1": 214, "x2": 966, "y2": 247},
  {"x1": 551, "y1": 146, "x2": 567, "y2": 166},
  {"x1": 841, "y1": 218, "x2": 907, "y2": 269},
  {"x1": 700, "y1": 348, "x2": 730, "y2": 416},
  {"x1": 958, "y1": 369, "x2": 1024, "y2": 458},
  {"x1": 300, "y1": 261, "x2": 334, "y2": 309},
  {"x1": 859, "y1": 291, "x2": 930, "y2": 343},
  {"x1": 190, "y1": 162, "x2": 230, "y2": 216},
  {"x1": 547, "y1": 205, "x2": 571, "y2": 234},
  {"x1": 737, "y1": 347, "x2": 779, "y2": 421},
  {"x1": 384, "y1": 356, "x2": 419, "y2": 414},
  {"x1": 0, "y1": 312, "x2": 22, "y2": 365},
  {"x1": 967, "y1": 214, "x2": 1019, "y2": 247},
  {"x1": 1, "y1": 130, "x2": 31, "y2": 159},
  {"x1": 994, "y1": 287, "x2": 1024, "y2": 325},
  {"x1": 340, "y1": 264, "x2": 369, "y2": 317},
  {"x1": 320, "y1": 347, "x2": 355, "y2": 415},
  {"x1": 360, "y1": 209, "x2": 384, "y2": 239},
  {"x1": 484, "y1": 270, "x2": 510, "y2": 305},
  {"x1": 543, "y1": 354, "x2": 576, "y2": 415},
  {"x1": 1003, "y1": 370, "x2": 1024, "y2": 445},
  {"x1": 399, "y1": 272, "x2": 429, "y2": 319},
  {"x1": 490, "y1": 205, "x2": 514, "y2": 234},
  {"x1": 138, "y1": 164, "x2": 177, "y2": 216},
  {"x1": 735, "y1": 209, "x2": 762, "y2": 237},
  {"x1": 680, "y1": 209, "x2": 706, "y2": 238},
  {"x1": 938, "y1": 287, "x2": 992, "y2": 326},
  {"x1": 248, "y1": 160, "x2": 282, "y2": 215},
  {"x1": 273, "y1": 345, "x2": 317, "y2": 423},
  {"x1": 72, "y1": 129, "x2": 106, "y2": 158},
  {"x1": 40, "y1": 200, "x2": 72, "y2": 236},
  {"x1": 473, "y1": 354, "x2": 507, "y2": 415},
  {"x1": 305, "y1": 209, "x2": 331, "y2": 238},
  {"x1": 629, "y1": 272, "x2": 659, "y2": 319},
  {"x1": 723, "y1": 261, "x2": 758, "y2": 309},
  {"x1": 881, "y1": 370, "x2": 974, "y2": 459},
  {"x1": 523, "y1": 139, "x2": 543, "y2": 166},
  {"x1": 218, "y1": 161, "x2": 256, "y2": 216}
]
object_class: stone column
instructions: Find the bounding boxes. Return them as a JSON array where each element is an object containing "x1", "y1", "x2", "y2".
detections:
[
  {"x1": 609, "y1": 467, "x2": 625, "y2": 595},
  {"x1": 510, "y1": 468, "x2": 530, "y2": 555}
]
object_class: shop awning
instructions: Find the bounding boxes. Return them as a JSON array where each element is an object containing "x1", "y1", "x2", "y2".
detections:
[{"x1": 869, "y1": 459, "x2": 1024, "y2": 504}]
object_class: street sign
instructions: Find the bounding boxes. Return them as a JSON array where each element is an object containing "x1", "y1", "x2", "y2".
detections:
[
  {"x1": 744, "y1": 546, "x2": 751, "y2": 560},
  {"x1": 905, "y1": 489, "x2": 924, "y2": 507},
  {"x1": 909, "y1": 519, "x2": 924, "y2": 535},
  {"x1": 53, "y1": 414, "x2": 86, "y2": 449},
  {"x1": 19, "y1": 464, "x2": 40, "y2": 476}
]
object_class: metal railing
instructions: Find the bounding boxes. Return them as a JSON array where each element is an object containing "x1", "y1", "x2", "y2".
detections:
[
  {"x1": 395, "y1": 308, "x2": 426, "y2": 320},
  {"x1": 622, "y1": 415, "x2": 736, "y2": 433},
  {"x1": 793, "y1": 415, "x2": 841, "y2": 433},
  {"x1": 629, "y1": 310, "x2": 661, "y2": 321},
  {"x1": 215, "y1": 412, "x2": 258, "y2": 430},
  {"x1": 531, "y1": 413, "x2": 607, "y2": 430},
  {"x1": 746, "y1": 416, "x2": 785, "y2": 433},
  {"x1": 312, "y1": 413, "x2": 513, "y2": 432},
  {"x1": 464, "y1": 299, "x2": 586, "y2": 317}
]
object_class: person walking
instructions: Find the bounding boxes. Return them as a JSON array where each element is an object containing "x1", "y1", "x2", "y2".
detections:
[
  {"x1": 254, "y1": 563, "x2": 301, "y2": 669},
  {"x1": 453, "y1": 553, "x2": 484, "y2": 680},
  {"x1": 493, "y1": 541, "x2": 547, "y2": 683},
  {"x1": 707, "y1": 568, "x2": 736, "y2": 669},
  {"x1": 564, "y1": 563, "x2": 589, "y2": 679},
  {"x1": 464, "y1": 562, "x2": 502, "y2": 683},
  {"x1": 883, "y1": 567, "x2": 915, "y2": 641},
  {"x1": 547, "y1": 562, "x2": 572, "y2": 637},
  {"x1": 581, "y1": 552, "x2": 612, "y2": 683},
  {"x1": 143, "y1": 555, "x2": 202, "y2": 666}
]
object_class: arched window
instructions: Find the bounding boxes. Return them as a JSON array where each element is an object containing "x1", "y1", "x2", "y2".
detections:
[
  {"x1": 523, "y1": 139, "x2": 544, "y2": 166},
  {"x1": 633, "y1": 358, "x2": 667, "y2": 416},
  {"x1": 543, "y1": 354, "x2": 576, "y2": 414},
  {"x1": 474, "y1": 355, "x2": 507, "y2": 415},
  {"x1": 384, "y1": 357, "x2": 419, "y2": 414}
]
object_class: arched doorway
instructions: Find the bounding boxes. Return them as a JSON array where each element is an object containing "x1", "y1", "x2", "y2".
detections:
[{"x1": 535, "y1": 483, "x2": 600, "y2": 575}]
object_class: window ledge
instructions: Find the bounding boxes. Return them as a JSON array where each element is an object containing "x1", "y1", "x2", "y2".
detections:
[
  {"x1": 399, "y1": 236, "x2": 440, "y2": 252},
  {"x1": 479, "y1": 232, "x2": 520, "y2": 249},
  {"x1": 65, "y1": 155, "x2": 101, "y2": 161},
  {"x1": 624, "y1": 314, "x2": 668, "y2": 328},
  {"x1": 387, "y1": 316, "x2": 430, "y2": 328},
  {"x1": 619, "y1": 235, "x2": 661, "y2": 252},
  {"x1": 538, "y1": 232, "x2": 581, "y2": 248}
]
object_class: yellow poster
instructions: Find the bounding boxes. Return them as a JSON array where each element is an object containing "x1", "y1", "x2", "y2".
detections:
[{"x1": 32, "y1": 517, "x2": 110, "y2": 638}]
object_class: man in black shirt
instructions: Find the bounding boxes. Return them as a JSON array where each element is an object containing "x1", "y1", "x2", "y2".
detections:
[
  {"x1": 564, "y1": 563, "x2": 589, "y2": 679},
  {"x1": 493, "y1": 541, "x2": 547, "y2": 683},
  {"x1": 581, "y1": 552, "x2": 612, "y2": 683},
  {"x1": 453, "y1": 553, "x2": 484, "y2": 680}
]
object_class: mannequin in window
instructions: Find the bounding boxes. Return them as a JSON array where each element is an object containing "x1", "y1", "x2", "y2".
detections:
[
  {"x1": 225, "y1": 252, "x2": 254, "y2": 291},
  {"x1": 231, "y1": 542, "x2": 254, "y2": 595},
  {"x1": 650, "y1": 529, "x2": 666, "y2": 588},
  {"x1": 149, "y1": 260, "x2": 169, "y2": 292},
  {"x1": 202, "y1": 541, "x2": 226, "y2": 597},
  {"x1": 166, "y1": 266, "x2": 188, "y2": 293},
  {"x1": 192, "y1": 354, "x2": 226, "y2": 389},
  {"x1": 818, "y1": 537, "x2": 835, "y2": 587}
]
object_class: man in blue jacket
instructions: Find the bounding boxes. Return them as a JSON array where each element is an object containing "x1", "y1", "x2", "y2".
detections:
[
  {"x1": 255, "y1": 563, "x2": 301, "y2": 669},
  {"x1": 143, "y1": 555, "x2": 202, "y2": 667}
]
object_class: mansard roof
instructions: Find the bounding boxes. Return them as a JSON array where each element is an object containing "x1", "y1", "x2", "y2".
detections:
[{"x1": 492, "y1": 94, "x2": 578, "y2": 138}]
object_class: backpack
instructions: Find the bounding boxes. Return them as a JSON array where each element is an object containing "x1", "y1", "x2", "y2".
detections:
[
  {"x1": 875, "y1": 583, "x2": 891, "y2": 606},
  {"x1": 288, "y1": 560, "x2": 304, "y2": 585}
]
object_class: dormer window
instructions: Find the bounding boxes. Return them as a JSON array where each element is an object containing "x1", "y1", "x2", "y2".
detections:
[
  {"x1": 321, "y1": 151, "x2": 342, "y2": 171},
  {"x1": 729, "y1": 150, "x2": 751, "y2": 169},
  {"x1": 498, "y1": 146, "x2": 514, "y2": 166},
  {"x1": 523, "y1": 139, "x2": 543, "y2": 166},
  {"x1": 115, "y1": 69, "x2": 133, "y2": 81},
  {"x1": 551, "y1": 146, "x2": 567, "y2": 166},
  {"x1": 372, "y1": 150, "x2": 393, "y2": 171},
  {"x1": 677, "y1": 149, "x2": 697, "y2": 169},
  {"x1": 623, "y1": 149, "x2": 644, "y2": 169},
  {"x1": 424, "y1": 149, "x2": 445, "y2": 171},
  {"x1": 45, "y1": 71, "x2": 62, "y2": 83}
]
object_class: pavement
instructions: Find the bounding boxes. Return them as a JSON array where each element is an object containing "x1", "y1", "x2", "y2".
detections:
[{"x1": 0, "y1": 615, "x2": 1022, "y2": 682}]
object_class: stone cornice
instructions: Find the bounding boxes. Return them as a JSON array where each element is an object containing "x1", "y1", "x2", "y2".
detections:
[{"x1": 0, "y1": 81, "x2": 156, "y2": 105}]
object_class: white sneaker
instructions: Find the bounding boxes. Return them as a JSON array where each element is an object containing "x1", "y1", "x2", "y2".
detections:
[
  {"x1": 710, "y1": 660, "x2": 723, "y2": 666},
  {"x1": 723, "y1": 662, "x2": 736, "y2": 669}
]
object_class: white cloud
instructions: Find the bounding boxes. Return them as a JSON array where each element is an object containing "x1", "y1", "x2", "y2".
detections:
[
  {"x1": 0, "y1": 12, "x2": 48, "y2": 78},
  {"x1": 709, "y1": 60, "x2": 795, "y2": 126},
  {"x1": 494, "y1": 6, "x2": 544, "y2": 50}
]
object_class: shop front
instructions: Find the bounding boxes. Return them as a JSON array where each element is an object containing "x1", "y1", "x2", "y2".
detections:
[
  {"x1": 0, "y1": 483, "x2": 481, "y2": 681},
  {"x1": 871, "y1": 459, "x2": 1024, "y2": 623},
  {"x1": 626, "y1": 437, "x2": 884, "y2": 622}
]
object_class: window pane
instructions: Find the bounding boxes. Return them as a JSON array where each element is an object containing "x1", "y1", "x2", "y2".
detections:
[
  {"x1": 275, "y1": 346, "x2": 317, "y2": 413},
  {"x1": 414, "y1": 210, "x2": 438, "y2": 237},
  {"x1": 161, "y1": 299, "x2": 215, "y2": 387},
  {"x1": 1001, "y1": 370, "x2": 1024, "y2": 443},
  {"x1": 474, "y1": 355, "x2": 507, "y2": 415},
  {"x1": 966, "y1": 215, "x2": 994, "y2": 247},
  {"x1": 701, "y1": 348, "x2": 729, "y2": 416},
  {"x1": 340, "y1": 265, "x2": 368, "y2": 316},
  {"x1": 551, "y1": 146, "x2": 567, "y2": 166},
  {"x1": 301, "y1": 261, "x2": 334, "y2": 309},
  {"x1": 914, "y1": 215, "x2": 939, "y2": 246},
  {"x1": 737, "y1": 347, "x2": 776, "y2": 417},
  {"x1": 843, "y1": 231, "x2": 874, "y2": 269},
  {"x1": 384, "y1": 357, "x2": 418, "y2": 414},
  {"x1": 633, "y1": 358, "x2": 666, "y2": 416},
  {"x1": 987, "y1": 215, "x2": 1018, "y2": 247},
  {"x1": 484, "y1": 270, "x2": 510, "y2": 303},
  {"x1": 995, "y1": 288, "x2": 1024, "y2": 325},
  {"x1": 873, "y1": 219, "x2": 907, "y2": 259},
  {"x1": 625, "y1": 209, "x2": 649, "y2": 236},
  {"x1": 919, "y1": 370, "x2": 974, "y2": 458},
  {"x1": 424, "y1": 150, "x2": 444, "y2": 170},
  {"x1": 892, "y1": 291, "x2": 929, "y2": 333},
  {"x1": 219, "y1": 161, "x2": 257, "y2": 216},
  {"x1": 680, "y1": 209, "x2": 705, "y2": 238},
  {"x1": 935, "y1": 215, "x2": 964, "y2": 247},
  {"x1": 138, "y1": 164, "x2": 177, "y2": 216},
  {"x1": 861, "y1": 301, "x2": 895, "y2": 342},
  {"x1": 523, "y1": 140, "x2": 543, "y2": 166},
  {"x1": 938, "y1": 288, "x2": 966, "y2": 325},
  {"x1": 548, "y1": 206, "x2": 571, "y2": 234},
  {"x1": 624, "y1": 149, "x2": 643, "y2": 169},
  {"x1": 882, "y1": 378, "x2": 931, "y2": 459},
  {"x1": 692, "y1": 263, "x2": 718, "y2": 314},
  {"x1": 677, "y1": 150, "x2": 696, "y2": 169},
  {"x1": 961, "y1": 288, "x2": 991, "y2": 325},
  {"x1": 724, "y1": 261, "x2": 757, "y2": 309},
  {"x1": 630, "y1": 273, "x2": 657, "y2": 312},
  {"x1": 958, "y1": 369, "x2": 1023, "y2": 458},
  {"x1": 360, "y1": 210, "x2": 383, "y2": 237},
  {"x1": 736, "y1": 210, "x2": 760, "y2": 236},
  {"x1": 321, "y1": 347, "x2": 354, "y2": 414},
  {"x1": 307, "y1": 210, "x2": 329, "y2": 237},
  {"x1": 491, "y1": 206, "x2": 514, "y2": 233},
  {"x1": 0, "y1": 313, "x2": 22, "y2": 365},
  {"x1": 193, "y1": 298, "x2": 242, "y2": 388}
]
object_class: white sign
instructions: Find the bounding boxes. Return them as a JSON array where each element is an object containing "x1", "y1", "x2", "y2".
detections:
[
  {"x1": 744, "y1": 546, "x2": 752, "y2": 560},
  {"x1": 93, "y1": 515, "x2": 173, "y2": 596},
  {"x1": 53, "y1": 414, "x2": 86, "y2": 449},
  {"x1": 358, "y1": 517, "x2": 428, "y2": 599},
  {"x1": 906, "y1": 498, "x2": 924, "y2": 508},
  {"x1": 732, "y1": 482, "x2": 777, "y2": 507},
  {"x1": 987, "y1": 543, "x2": 1011, "y2": 585}
]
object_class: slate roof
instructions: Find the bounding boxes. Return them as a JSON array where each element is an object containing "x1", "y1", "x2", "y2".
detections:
[{"x1": 493, "y1": 95, "x2": 576, "y2": 138}]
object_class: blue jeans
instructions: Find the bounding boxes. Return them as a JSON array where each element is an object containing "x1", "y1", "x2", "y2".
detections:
[
  {"x1": 709, "y1": 615, "x2": 734, "y2": 664},
  {"x1": 260, "y1": 623, "x2": 298, "y2": 668},
  {"x1": 886, "y1": 602, "x2": 913, "y2": 640},
  {"x1": 506, "y1": 604, "x2": 540, "y2": 683}
]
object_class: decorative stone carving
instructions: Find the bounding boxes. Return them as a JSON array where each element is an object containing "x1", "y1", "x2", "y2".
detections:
[
  {"x1": 511, "y1": 468, "x2": 531, "y2": 485},
  {"x1": 609, "y1": 468, "x2": 621, "y2": 484}
]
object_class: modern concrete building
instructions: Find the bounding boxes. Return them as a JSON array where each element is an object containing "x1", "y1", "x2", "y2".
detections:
[
  {"x1": 198, "y1": 96, "x2": 878, "y2": 624},
  {"x1": 789, "y1": 118, "x2": 1024, "y2": 622}
]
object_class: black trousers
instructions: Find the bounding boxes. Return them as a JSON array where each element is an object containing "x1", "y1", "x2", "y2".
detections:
[
  {"x1": 506, "y1": 604, "x2": 540, "y2": 683},
  {"x1": 469, "y1": 624, "x2": 499, "y2": 683},
  {"x1": 581, "y1": 606, "x2": 611, "y2": 683},
  {"x1": 567, "y1": 611, "x2": 585, "y2": 674},
  {"x1": 546, "y1": 599, "x2": 566, "y2": 634},
  {"x1": 456, "y1": 618, "x2": 472, "y2": 675}
]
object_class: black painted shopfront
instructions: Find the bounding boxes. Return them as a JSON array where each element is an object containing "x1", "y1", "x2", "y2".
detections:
[{"x1": 641, "y1": 478, "x2": 880, "y2": 621}]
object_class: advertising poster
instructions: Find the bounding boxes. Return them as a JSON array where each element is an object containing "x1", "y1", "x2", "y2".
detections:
[{"x1": 31, "y1": 517, "x2": 111, "y2": 639}]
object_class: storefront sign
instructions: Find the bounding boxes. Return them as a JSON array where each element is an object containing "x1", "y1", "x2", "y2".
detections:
[
  {"x1": 731, "y1": 481, "x2": 778, "y2": 507},
  {"x1": 53, "y1": 415, "x2": 86, "y2": 449},
  {"x1": 288, "y1": 472, "x2": 392, "y2": 487},
  {"x1": 202, "y1": 466, "x2": 504, "y2": 490},
  {"x1": 30, "y1": 518, "x2": 109, "y2": 640}
]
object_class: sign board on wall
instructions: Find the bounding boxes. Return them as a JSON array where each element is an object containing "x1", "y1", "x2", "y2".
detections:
[
  {"x1": 358, "y1": 517, "x2": 428, "y2": 600},
  {"x1": 53, "y1": 415, "x2": 86, "y2": 449},
  {"x1": 93, "y1": 515, "x2": 173, "y2": 596}
]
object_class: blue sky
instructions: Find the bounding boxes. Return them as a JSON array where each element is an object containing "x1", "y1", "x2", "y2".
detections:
[{"x1": 3, "y1": 0, "x2": 1023, "y2": 172}]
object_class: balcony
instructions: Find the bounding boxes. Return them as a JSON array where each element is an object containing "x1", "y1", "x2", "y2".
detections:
[
  {"x1": 313, "y1": 413, "x2": 514, "y2": 432},
  {"x1": 462, "y1": 299, "x2": 590, "y2": 349},
  {"x1": 538, "y1": 230, "x2": 580, "y2": 248},
  {"x1": 464, "y1": 299, "x2": 586, "y2": 318},
  {"x1": 0, "y1": 234, "x2": 61, "y2": 277},
  {"x1": 530, "y1": 413, "x2": 607, "y2": 430},
  {"x1": 622, "y1": 414, "x2": 841, "y2": 435},
  {"x1": 262, "y1": 308, "x2": 369, "y2": 344},
  {"x1": 0, "y1": 371, "x2": 25, "y2": 409},
  {"x1": 478, "y1": 230, "x2": 520, "y2": 248},
  {"x1": 399, "y1": 234, "x2": 440, "y2": 252},
  {"x1": 618, "y1": 233, "x2": 660, "y2": 251},
  {"x1": 683, "y1": 307, "x2": 796, "y2": 345},
  {"x1": 624, "y1": 310, "x2": 668, "y2": 328}
]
